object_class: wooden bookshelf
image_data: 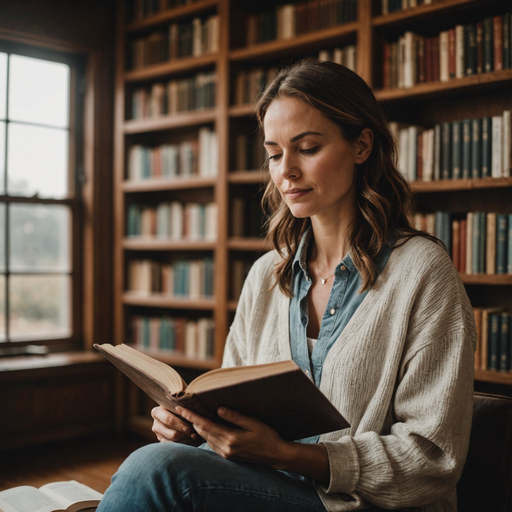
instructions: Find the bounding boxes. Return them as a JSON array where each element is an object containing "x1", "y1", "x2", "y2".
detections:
[{"x1": 114, "y1": 0, "x2": 512, "y2": 434}]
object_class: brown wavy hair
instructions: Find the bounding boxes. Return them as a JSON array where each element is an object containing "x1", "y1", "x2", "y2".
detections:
[{"x1": 256, "y1": 59, "x2": 439, "y2": 296}]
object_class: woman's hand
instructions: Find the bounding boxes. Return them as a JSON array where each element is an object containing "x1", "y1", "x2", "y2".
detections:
[
  {"x1": 151, "y1": 405, "x2": 204, "y2": 446},
  {"x1": 174, "y1": 405, "x2": 292, "y2": 468}
]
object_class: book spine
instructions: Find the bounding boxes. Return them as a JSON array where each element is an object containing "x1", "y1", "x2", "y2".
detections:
[
  {"x1": 460, "y1": 218, "x2": 467, "y2": 274},
  {"x1": 496, "y1": 214, "x2": 508, "y2": 274},
  {"x1": 451, "y1": 121, "x2": 462, "y2": 179},
  {"x1": 461, "y1": 119, "x2": 472, "y2": 179},
  {"x1": 488, "y1": 313, "x2": 500, "y2": 371},
  {"x1": 483, "y1": 17, "x2": 494, "y2": 72},
  {"x1": 481, "y1": 117, "x2": 492, "y2": 178},
  {"x1": 466, "y1": 213, "x2": 473, "y2": 274},
  {"x1": 448, "y1": 28, "x2": 456, "y2": 79},
  {"x1": 492, "y1": 115, "x2": 503, "y2": 177},
  {"x1": 479, "y1": 211, "x2": 487, "y2": 274},
  {"x1": 471, "y1": 118, "x2": 482, "y2": 178},
  {"x1": 472, "y1": 212, "x2": 481, "y2": 274},
  {"x1": 433, "y1": 124, "x2": 441, "y2": 180},
  {"x1": 508, "y1": 214, "x2": 512, "y2": 274},
  {"x1": 504, "y1": 12, "x2": 511, "y2": 69},
  {"x1": 441, "y1": 122, "x2": 451, "y2": 179},
  {"x1": 494, "y1": 15, "x2": 504, "y2": 71},
  {"x1": 476, "y1": 21, "x2": 483, "y2": 74},
  {"x1": 465, "y1": 22, "x2": 477, "y2": 76},
  {"x1": 486, "y1": 212, "x2": 496, "y2": 275},
  {"x1": 499, "y1": 313, "x2": 509, "y2": 372},
  {"x1": 452, "y1": 219, "x2": 460, "y2": 271}
]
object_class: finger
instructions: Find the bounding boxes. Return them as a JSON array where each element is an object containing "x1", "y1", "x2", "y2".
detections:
[
  {"x1": 152, "y1": 418, "x2": 194, "y2": 442},
  {"x1": 151, "y1": 406, "x2": 194, "y2": 435},
  {"x1": 175, "y1": 406, "x2": 228, "y2": 439},
  {"x1": 217, "y1": 407, "x2": 260, "y2": 431}
]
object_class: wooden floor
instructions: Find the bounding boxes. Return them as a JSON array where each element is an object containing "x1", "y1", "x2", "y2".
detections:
[{"x1": 0, "y1": 432, "x2": 149, "y2": 494}]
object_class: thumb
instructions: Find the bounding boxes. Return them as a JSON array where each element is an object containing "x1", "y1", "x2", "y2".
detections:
[{"x1": 217, "y1": 407, "x2": 259, "y2": 430}]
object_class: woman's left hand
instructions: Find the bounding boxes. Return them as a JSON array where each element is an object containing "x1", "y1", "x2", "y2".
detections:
[{"x1": 174, "y1": 405, "x2": 291, "y2": 469}]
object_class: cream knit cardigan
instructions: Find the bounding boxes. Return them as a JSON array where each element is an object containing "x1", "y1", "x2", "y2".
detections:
[{"x1": 222, "y1": 236, "x2": 476, "y2": 512}]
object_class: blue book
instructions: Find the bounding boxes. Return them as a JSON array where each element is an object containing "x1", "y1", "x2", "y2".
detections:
[
  {"x1": 471, "y1": 118, "x2": 481, "y2": 179},
  {"x1": 481, "y1": 117, "x2": 492, "y2": 178},
  {"x1": 488, "y1": 314, "x2": 500, "y2": 371},
  {"x1": 462, "y1": 119, "x2": 472, "y2": 179},
  {"x1": 142, "y1": 317, "x2": 150, "y2": 349},
  {"x1": 451, "y1": 121, "x2": 462, "y2": 179},
  {"x1": 496, "y1": 214, "x2": 508, "y2": 274},
  {"x1": 499, "y1": 313, "x2": 510, "y2": 372}
]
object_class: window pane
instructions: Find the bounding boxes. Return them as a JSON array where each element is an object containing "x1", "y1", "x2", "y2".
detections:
[
  {"x1": 0, "y1": 121, "x2": 4, "y2": 195},
  {"x1": 0, "y1": 53, "x2": 6, "y2": 120},
  {"x1": 0, "y1": 275, "x2": 5, "y2": 341},
  {"x1": 9, "y1": 55, "x2": 69, "y2": 128},
  {"x1": 7, "y1": 123, "x2": 68, "y2": 198},
  {"x1": 10, "y1": 204, "x2": 70, "y2": 272},
  {"x1": 10, "y1": 275, "x2": 70, "y2": 340}
]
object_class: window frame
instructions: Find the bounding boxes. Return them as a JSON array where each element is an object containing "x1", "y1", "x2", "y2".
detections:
[{"x1": 0, "y1": 39, "x2": 85, "y2": 351}]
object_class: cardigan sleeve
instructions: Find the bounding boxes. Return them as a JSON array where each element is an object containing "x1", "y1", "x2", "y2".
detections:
[{"x1": 320, "y1": 254, "x2": 477, "y2": 509}]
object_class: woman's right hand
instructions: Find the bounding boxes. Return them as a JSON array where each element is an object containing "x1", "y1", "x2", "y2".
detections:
[{"x1": 151, "y1": 405, "x2": 203, "y2": 445}]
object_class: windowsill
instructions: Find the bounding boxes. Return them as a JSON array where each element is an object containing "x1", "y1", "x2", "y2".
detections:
[{"x1": 0, "y1": 351, "x2": 104, "y2": 373}]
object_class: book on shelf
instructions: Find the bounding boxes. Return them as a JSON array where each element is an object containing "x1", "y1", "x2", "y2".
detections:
[
  {"x1": 380, "y1": 0, "x2": 432, "y2": 15},
  {"x1": 94, "y1": 343, "x2": 350, "y2": 441},
  {"x1": 131, "y1": 316, "x2": 215, "y2": 359},
  {"x1": 474, "y1": 308, "x2": 511, "y2": 372},
  {"x1": 0, "y1": 480, "x2": 103, "y2": 512}
]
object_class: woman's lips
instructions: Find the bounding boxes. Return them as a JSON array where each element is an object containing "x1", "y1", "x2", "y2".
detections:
[{"x1": 285, "y1": 188, "x2": 312, "y2": 199}]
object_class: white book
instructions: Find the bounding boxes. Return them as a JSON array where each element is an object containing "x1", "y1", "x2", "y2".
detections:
[
  {"x1": 169, "y1": 201, "x2": 183, "y2": 240},
  {"x1": 198, "y1": 128, "x2": 210, "y2": 177},
  {"x1": 167, "y1": 79, "x2": 178, "y2": 115},
  {"x1": 455, "y1": 25, "x2": 465, "y2": 79},
  {"x1": 426, "y1": 213, "x2": 436, "y2": 237},
  {"x1": 196, "y1": 318, "x2": 209, "y2": 360},
  {"x1": 398, "y1": 127, "x2": 409, "y2": 178},
  {"x1": 205, "y1": 202, "x2": 217, "y2": 240},
  {"x1": 345, "y1": 45, "x2": 356, "y2": 72},
  {"x1": 189, "y1": 260, "x2": 201, "y2": 299},
  {"x1": 407, "y1": 125, "x2": 418, "y2": 181},
  {"x1": 403, "y1": 32, "x2": 417, "y2": 88},
  {"x1": 187, "y1": 203, "x2": 202, "y2": 240},
  {"x1": 208, "y1": 15, "x2": 220, "y2": 54},
  {"x1": 281, "y1": 4, "x2": 295, "y2": 40},
  {"x1": 502, "y1": 109, "x2": 511, "y2": 177},
  {"x1": 439, "y1": 31, "x2": 449, "y2": 82},
  {"x1": 318, "y1": 49, "x2": 330, "y2": 61},
  {"x1": 423, "y1": 129, "x2": 434, "y2": 182},
  {"x1": 185, "y1": 320, "x2": 198, "y2": 359},
  {"x1": 332, "y1": 47, "x2": 343, "y2": 65},
  {"x1": 128, "y1": 145, "x2": 142, "y2": 181},
  {"x1": 156, "y1": 203, "x2": 170, "y2": 239},
  {"x1": 491, "y1": 115, "x2": 503, "y2": 177},
  {"x1": 433, "y1": 124, "x2": 441, "y2": 181},
  {"x1": 192, "y1": 17, "x2": 203, "y2": 57}
]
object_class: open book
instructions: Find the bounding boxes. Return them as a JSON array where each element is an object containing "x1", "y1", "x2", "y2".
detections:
[
  {"x1": 0, "y1": 480, "x2": 103, "y2": 512},
  {"x1": 94, "y1": 343, "x2": 349, "y2": 441}
]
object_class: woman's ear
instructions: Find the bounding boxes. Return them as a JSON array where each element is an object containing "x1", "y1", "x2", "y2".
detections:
[{"x1": 354, "y1": 128, "x2": 374, "y2": 164}]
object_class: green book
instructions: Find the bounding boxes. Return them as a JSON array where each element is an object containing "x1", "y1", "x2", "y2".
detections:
[
  {"x1": 481, "y1": 117, "x2": 492, "y2": 178},
  {"x1": 499, "y1": 313, "x2": 510, "y2": 372},
  {"x1": 471, "y1": 118, "x2": 482, "y2": 178},
  {"x1": 441, "y1": 122, "x2": 451, "y2": 179},
  {"x1": 464, "y1": 22, "x2": 477, "y2": 76},
  {"x1": 496, "y1": 214, "x2": 508, "y2": 274},
  {"x1": 488, "y1": 314, "x2": 500, "y2": 371},
  {"x1": 462, "y1": 119, "x2": 472, "y2": 179},
  {"x1": 451, "y1": 121, "x2": 462, "y2": 179}
]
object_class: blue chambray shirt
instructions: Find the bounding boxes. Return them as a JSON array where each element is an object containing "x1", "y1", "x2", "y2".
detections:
[{"x1": 289, "y1": 227, "x2": 395, "y2": 443}]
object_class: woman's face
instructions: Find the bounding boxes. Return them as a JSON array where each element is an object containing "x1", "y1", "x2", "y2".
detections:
[{"x1": 263, "y1": 97, "x2": 370, "y2": 223}]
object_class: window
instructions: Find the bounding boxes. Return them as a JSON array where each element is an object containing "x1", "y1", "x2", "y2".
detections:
[{"x1": 0, "y1": 41, "x2": 84, "y2": 352}]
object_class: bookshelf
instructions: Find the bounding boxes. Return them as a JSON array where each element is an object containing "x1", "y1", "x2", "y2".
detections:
[{"x1": 114, "y1": 0, "x2": 512, "y2": 434}]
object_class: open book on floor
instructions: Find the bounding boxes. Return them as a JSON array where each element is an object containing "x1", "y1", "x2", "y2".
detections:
[
  {"x1": 0, "y1": 480, "x2": 103, "y2": 512},
  {"x1": 94, "y1": 343, "x2": 349, "y2": 441}
]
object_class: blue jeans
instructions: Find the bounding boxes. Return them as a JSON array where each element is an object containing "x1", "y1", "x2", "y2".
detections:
[{"x1": 96, "y1": 442, "x2": 327, "y2": 512}]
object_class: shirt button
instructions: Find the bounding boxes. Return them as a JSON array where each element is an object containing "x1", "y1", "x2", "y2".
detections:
[
  {"x1": 330, "y1": 308, "x2": 335, "y2": 315},
  {"x1": 341, "y1": 265, "x2": 346, "y2": 271}
]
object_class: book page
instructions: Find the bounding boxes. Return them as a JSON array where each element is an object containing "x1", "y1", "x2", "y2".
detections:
[
  {"x1": 39, "y1": 481, "x2": 103, "y2": 512},
  {"x1": 0, "y1": 486, "x2": 64, "y2": 512}
]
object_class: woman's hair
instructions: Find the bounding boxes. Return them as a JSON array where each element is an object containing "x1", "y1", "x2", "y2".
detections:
[{"x1": 256, "y1": 59, "x2": 438, "y2": 296}]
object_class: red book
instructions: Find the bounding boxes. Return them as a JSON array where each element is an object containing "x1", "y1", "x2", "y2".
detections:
[
  {"x1": 460, "y1": 219, "x2": 467, "y2": 274},
  {"x1": 494, "y1": 15, "x2": 503, "y2": 71},
  {"x1": 448, "y1": 28, "x2": 456, "y2": 78},
  {"x1": 476, "y1": 21, "x2": 483, "y2": 74},
  {"x1": 425, "y1": 37, "x2": 433, "y2": 82},
  {"x1": 432, "y1": 35, "x2": 440, "y2": 82},
  {"x1": 383, "y1": 42, "x2": 391, "y2": 88}
]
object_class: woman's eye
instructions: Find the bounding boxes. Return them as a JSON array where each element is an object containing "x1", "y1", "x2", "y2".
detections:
[
  {"x1": 300, "y1": 147, "x2": 319, "y2": 155},
  {"x1": 268, "y1": 154, "x2": 282, "y2": 161}
]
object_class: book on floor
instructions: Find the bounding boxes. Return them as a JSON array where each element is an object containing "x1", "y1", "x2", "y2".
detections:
[
  {"x1": 94, "y1": 343, "x2": 349, "y2": 441},
  {"x1": 0, "y1": 480, "x2": 103, "y2": 512}
]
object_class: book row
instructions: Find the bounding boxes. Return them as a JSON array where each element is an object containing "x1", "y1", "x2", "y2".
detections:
[
  {"x1": 127, "y1": 128, "x2": 218, "y2": 181},
  {"x1": 234, "y1": 131, "x2": 266, "y2": 172},
  {"x1": 231, "y1": 259, "x2": 253, "y2": 300},
  {"x1": 389, "y1": 111, "x2": 512, "y2": 182},
  {"x1": 131, "y1": 71, "x2": 216, "y2": 119},
  {"x1": 130, "y1": 315, "x2": 215, "y2": 360},
  {"x1": 233, "y1": 44, "x2": 356, "y2": 106},
  {"x1": 246, "y1": 0, "x2": 357, "y2": 46},
  {"x1": 130, "y1": 14, "x2": 219, "y2": 69},
  {"x1": 474, "y1": 308, "x2": 512, "y2": 373},
  {"x1": 231, "y1": 197, "x2": 267, "y2": 238},
  {"x1": 128, "y1": 257, "x2": 214, "y2": 297},
  {"x1": 127, "y1": 201, "x2": 217, "y2": 240},
  {"x1": 380, "y1": 0, "x2": 432, "y2": 15},
  {"x1": 413, "y1": 212, "x2": 512, "y2": 275},
  {"x1": 382, "y1": 13, "x2": 512, "y2": 89},
  {"x1": 131, "y1": 0, "x2": 197, "y2": 21}
]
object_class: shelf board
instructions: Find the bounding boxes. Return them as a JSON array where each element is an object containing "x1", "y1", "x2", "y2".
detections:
[
  {"x1": 228, "y1": 170, "x2": 269, "y2": 184},
  {"x1": 228, "y1": 237, "x2": 272, "y2": 251},
  {"x1": 123, "y1": 238, "x2": 216, "y2": 251},
  {"x1": 475, "y1": 369, "x2": 512, "y2": 386},
  {"x1": 123, "y1": 292, "x2": 215, "y2": 309},
  {"x1": 372, "y1": 0, "x2": 475, "y2": 26},
  {"x1": 122, "y1": 176, "x2": 217, "y2": 192},
  {"x1": 460, "y1": 274, "x2": 512, "y2": 285},
  {"x1": 124, "y1": 109, "x2": 217, "y2": 133},
  {"x1": 375, "y1": 69, "x2": 512, "y2": 102},
  {"x1": 230, "y1": 22, "x2": 358, "y2": 61},
  {"x1": 125, "y1": 53, "x2": 217, "y2": 82},
  {"x1": 126, "y1": 0, "x2": 218, "y2": 33},
  {"x1": 411, "y1": 176, "x2": 512, "y2": 192},
  {"x1": 228, "y1": 104, "x2": 256, "y2": 117}
]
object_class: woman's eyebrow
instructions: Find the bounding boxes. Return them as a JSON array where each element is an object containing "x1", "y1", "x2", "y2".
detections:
[{"x1": 264, "y1": 131, "x2": 324, "y2": 146}]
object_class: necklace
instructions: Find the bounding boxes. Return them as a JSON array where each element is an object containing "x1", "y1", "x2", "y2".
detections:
[{"x1": 316, "y1": 261, "x2": 336, "y2": 285}]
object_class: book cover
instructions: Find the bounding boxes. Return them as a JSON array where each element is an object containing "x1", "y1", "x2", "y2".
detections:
[
  {"x1": 481, "y1": 117, "x2": 492, "y2": 177},
  {"x1": 496, "y1": 214, "x2": 508, "y2": 274},
  {"x1": 471, "y1": 118, "x2": 482, "y2": 178},
  {"x1": 94, "y1": 343, "x2": 350, "y2": 441}
]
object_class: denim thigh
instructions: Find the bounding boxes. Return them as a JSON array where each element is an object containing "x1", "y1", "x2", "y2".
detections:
[{"x1": 97, "y1": 442, "x2": 327, "y2": 512}]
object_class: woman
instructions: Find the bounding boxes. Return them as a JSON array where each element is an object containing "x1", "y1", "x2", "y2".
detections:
[{"x1": 98, "y1": 60, "x2": 476, "y2": 512}]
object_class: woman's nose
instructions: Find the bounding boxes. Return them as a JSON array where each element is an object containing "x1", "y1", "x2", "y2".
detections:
[{"x1": 280, "y1": 152, "x2": 300, "y2": 180}]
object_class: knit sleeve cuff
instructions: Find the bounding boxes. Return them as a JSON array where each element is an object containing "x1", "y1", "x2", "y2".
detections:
[{"x1": 320, "y1": 438, "x2": 360, "y2": 494}]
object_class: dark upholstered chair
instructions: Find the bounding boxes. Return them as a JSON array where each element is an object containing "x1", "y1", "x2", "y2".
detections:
[{"x1": 457, "y1": 392, "x2": 512, "y2": 512}]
